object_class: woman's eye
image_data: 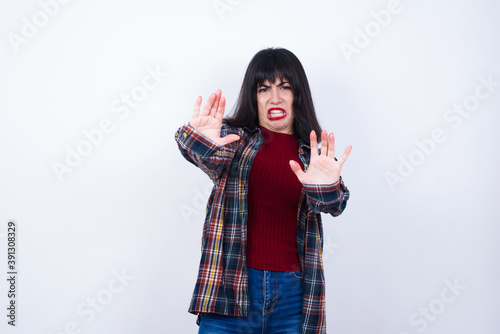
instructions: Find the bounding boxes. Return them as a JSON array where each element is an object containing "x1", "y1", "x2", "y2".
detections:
[
  {"x1": 258, "y1": 88, "x2": 268, "y2": 93},
  {"x1": 282, "y1": 85, "x2": 292, "y2": 90}
]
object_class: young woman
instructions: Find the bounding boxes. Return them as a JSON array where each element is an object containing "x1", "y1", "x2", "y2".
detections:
[{"x1": 175, "y1": 47, "x2": 352, "y2": 334}]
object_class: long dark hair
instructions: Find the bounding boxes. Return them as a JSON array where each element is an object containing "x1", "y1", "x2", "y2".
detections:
[{"x1": 223, "y1": 47, "x2": 322, "y2": 145}]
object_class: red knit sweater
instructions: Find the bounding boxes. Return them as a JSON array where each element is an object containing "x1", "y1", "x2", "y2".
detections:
[{"x1": 246, "y1": 126, "x2": 303, "y2": 272}]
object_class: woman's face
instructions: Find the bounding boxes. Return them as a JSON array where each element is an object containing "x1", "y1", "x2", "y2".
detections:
[{"x1": 256, "y1": 78, "x2": 294, "y2": 134}]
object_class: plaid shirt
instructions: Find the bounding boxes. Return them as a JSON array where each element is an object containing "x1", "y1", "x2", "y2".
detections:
[{"x1": 175, "y1": 123, "x2": 350, "y2": 334}]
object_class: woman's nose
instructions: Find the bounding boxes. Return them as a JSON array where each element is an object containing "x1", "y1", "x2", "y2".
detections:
[{"x1": 270, "y1": 89, "x2": 282, "y2": 103}]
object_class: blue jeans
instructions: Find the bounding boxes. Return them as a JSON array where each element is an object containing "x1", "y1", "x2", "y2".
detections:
[{"x1": 198, "y1": 267, "x2": 304, "y2": 334}]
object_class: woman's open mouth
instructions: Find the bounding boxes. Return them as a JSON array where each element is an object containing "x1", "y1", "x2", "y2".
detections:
[{"x1": 267, "y1": 108, "x2": 287, "y2": 120}]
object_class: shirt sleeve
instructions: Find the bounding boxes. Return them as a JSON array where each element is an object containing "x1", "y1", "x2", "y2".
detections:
[
  {"x1": 174, "y1": 123, "x2": 240, "y2": 183},
  {"x1": 302, "y1": 176, "x2": 350, "y2": 216}
]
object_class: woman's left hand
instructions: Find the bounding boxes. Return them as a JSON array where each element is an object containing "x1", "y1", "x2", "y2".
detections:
[{"x1": 289, "y1": 130, "x2": 352, "y2": 185}]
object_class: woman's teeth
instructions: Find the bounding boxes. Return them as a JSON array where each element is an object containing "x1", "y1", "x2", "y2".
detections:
[
  {"x1": 270, "y1": 110, "x2": 284, "y2": 117},
  {"x1": 268, "y1": 108, "x2": 286, "y2": 120}
]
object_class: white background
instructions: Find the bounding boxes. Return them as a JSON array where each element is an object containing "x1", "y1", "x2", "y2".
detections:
[{"x1": 1, "y1": 0, "x2": 499, "y2": 333}]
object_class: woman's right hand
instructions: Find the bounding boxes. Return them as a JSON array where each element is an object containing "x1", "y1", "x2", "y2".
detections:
[{"x1": 190, "y1": 89, "x2": 240, "y2": 146}]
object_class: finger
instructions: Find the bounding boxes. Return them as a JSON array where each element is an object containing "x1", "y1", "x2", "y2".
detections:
[
  {"x1": 337, "y1": 146, "x2": 352, "y2": 164},
  {"x1": 289, "y1": 160, "x2": 305, "y2": 183},
  {"x1": 192, "y1": 96, "x2": 202, "y2": 120},
  {"x1": 201, "y1": 93, "x2": 215, "y2": 116},
  {"x1": 310, "y1": 130, "x2": 318, "y2": 158},
  {"x1": 320, "y1": 130, "x2": 327, "y2": 156},
  {"x1": 210, "y1": 89, "x2": 222, "y2": 117},
  {"x1": 219, "y1": 134, "x2": 240, "y2": 146},
  {"x1": 215, "y1": 96, "x2": 226, "y2": 122},
  {"x1": 328, "y1": 132, "x2": 335, "y2": 158}
]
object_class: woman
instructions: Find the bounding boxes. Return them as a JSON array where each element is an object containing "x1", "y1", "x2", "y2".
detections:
[{"x1": 175, "y1": 47, "x2": 351, "y2": 334}]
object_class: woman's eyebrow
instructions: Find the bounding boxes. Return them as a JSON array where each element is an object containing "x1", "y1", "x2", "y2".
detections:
[{"x1": 258, "y1": 81, "x2": 290, "y2": 88}]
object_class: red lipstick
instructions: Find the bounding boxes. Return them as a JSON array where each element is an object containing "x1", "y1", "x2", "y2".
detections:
[{"x1": 267, "y1": 107, "x2": 287, "y2": 120}]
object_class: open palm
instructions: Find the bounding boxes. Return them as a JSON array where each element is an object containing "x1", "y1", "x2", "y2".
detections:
[
  {"x1": 289, "y1": 130, "x2": 351, "y2": 185},
  {"x1": 190, "y1": 89, "x2": 240, "y2": 146}
]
